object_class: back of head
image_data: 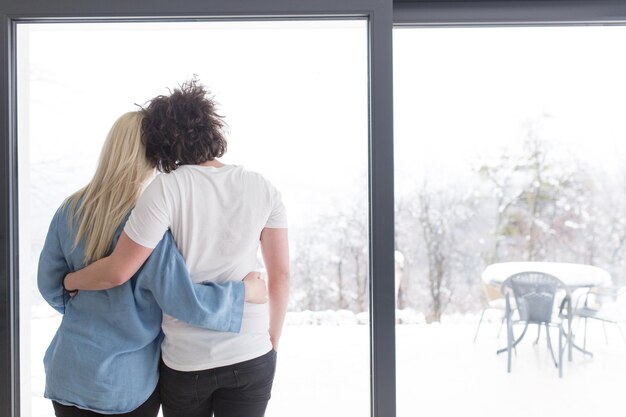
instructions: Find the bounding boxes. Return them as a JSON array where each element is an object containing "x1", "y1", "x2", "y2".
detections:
[
  {"x1": 68, "y1": 111, "x2": 153, "y2": 265},
  {"x1": 140, "y1": 78, "x2": 228, "y2": 173}
]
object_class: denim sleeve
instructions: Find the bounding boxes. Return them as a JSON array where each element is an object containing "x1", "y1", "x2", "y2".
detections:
[
  {"x1": 37, "y1": 208, "x2": 71, "y2": 314},
  {"x1": 136, "y1": 231, "x2": 244, "y2": 333}
]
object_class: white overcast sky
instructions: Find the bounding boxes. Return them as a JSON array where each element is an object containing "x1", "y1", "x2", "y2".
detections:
[
  {"x1": 17, "y1": 21, "x2": 626, "y2": 254},
  {"x1": 18, "y1": 20, "x2": 369, "y2": 235},
  {"x1": 394, "y1": 25, "x2": 626, "y2": 193}
]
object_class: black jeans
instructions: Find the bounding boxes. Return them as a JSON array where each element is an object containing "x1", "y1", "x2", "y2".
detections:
[
  {"x1": 52, "y1": 386, "x2": 160, "y2": 417},
  {"x1": 160, "y1": 349, "x2": 277, "y2": 417}
]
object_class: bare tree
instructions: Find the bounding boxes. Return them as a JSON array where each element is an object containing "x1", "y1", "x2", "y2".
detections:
[{"x1": 417, "y1": 185, "x2": 454, "y2": 323}]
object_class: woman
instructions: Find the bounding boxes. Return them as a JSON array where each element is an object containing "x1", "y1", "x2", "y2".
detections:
[
  {"x1": 64, "y1": 81, "x2": 290, "y2": 417},
  {"x1": 38, "y1": 111, "x2": 267, "y2": 417}
]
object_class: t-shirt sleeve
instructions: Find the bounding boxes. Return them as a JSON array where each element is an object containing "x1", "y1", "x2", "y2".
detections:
[
  {"x1": 124, "y1": 175, "x2": 172, "y2": 248},
  {"x1": 265, "y1": 181, "x2": 288, "y2": 228}
]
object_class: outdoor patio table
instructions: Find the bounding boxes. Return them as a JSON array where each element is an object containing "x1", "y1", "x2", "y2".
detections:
[
  {"x1": 481, "y1": 261, "x2": 612, "y2": 290},
  {"x1": 481, "y1": 261, "x2": 613, "y2": 361}
]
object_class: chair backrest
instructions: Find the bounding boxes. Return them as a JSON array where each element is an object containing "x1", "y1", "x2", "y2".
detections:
[
  {"x1": 483, "y1": 282, "x2": 502, "y2": 302},
  {"x1": 592, "y1": 286, "x2": 624, "y2": 303},
  {"x1": 501, "y1": 271, "x2": 567, "y2": 324},
  {"x1": 582, "y1": 286, "x2": 626, "y2": 311}
]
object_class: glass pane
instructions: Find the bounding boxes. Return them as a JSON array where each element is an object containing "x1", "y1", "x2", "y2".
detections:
[
  {"x1": 18, "y1": 20, "x2": 369, "y2": 417},
  {"x1": 394, "y1": 26, "x2": 626, "y2": 417}
]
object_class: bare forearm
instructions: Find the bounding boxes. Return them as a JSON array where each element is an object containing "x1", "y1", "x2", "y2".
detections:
[
  {"x1": 268, "y1": 271, "x2": 290, "y2": 350},
  {"x1": 260, "y1": 227, "x2": 290, "y2": 350},
  {"x1": 64, "y1": 231, "x2": 153, "y2": 291},
  {"x1": 64, "y1": 257, "x2": 124, "y2": 291}
]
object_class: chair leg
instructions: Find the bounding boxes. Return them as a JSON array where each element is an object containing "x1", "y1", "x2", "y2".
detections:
[
  {"x1": 583, "y1": 317, "x2": 588, "y2": 350},
  {"x1": 602, "y1": 321, "x2": 609, "y2": 345},
  {"x1": 473, "y1": 308, "x2": 487, "y2": 343},
  {"x1": 497, "y1": 322, "x2": 529, "y2": 355},
  {"x1": 507, "y1": 312, "x2": 513, "y2": 373},
  {"x1": 615, "y1": 322, "x2": 626, "y2": 343},
  {"x1": 497, "y1": 315, "x2": 505, "y2": 339},
  {"x1": 558, "y1": 325, "x2": 564, "y2": 378},
  {"x1": 544, "y1": 325, "x2": 558, "y2": 368},
  {"x1": 505, "y1": 296, "x2": 513, "y2": 373},
  {"x1": 534, "y1": 324, "x2": 541, "y2": 345}
]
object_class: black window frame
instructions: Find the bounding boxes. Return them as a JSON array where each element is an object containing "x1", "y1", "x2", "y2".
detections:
[
  {"x1": 394, "y1": 0, "x2": 626, "y2": 26},
  {"x1": 6, "y1": 1, "x2": 626, "y2": 417},
  {"x1": 0, "y1": 1, "x2": 395, "y2": 417}
]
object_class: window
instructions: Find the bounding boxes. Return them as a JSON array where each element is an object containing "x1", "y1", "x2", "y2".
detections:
[
  {"x1": 394, "y1": 18, "x2": 626, "y2": 417},
  {"x1": 1, "y1": 2, "x2": 394, "y2": 416},
  {"x1": 17, "y1": 19, "x2": 371, "y2": 416},
  {"x1": 7, "y1": 1, "x2": 626, "y2": 417}
]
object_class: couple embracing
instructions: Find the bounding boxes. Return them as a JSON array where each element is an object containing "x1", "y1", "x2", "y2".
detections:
[{"x1": 38, "y1": 79, "x2": 289, "y2": 417}]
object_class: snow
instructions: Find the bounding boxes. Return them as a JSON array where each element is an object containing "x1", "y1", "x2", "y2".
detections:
[
  {"x1": 481, "y1": 262, "x2": 612, "y2": 288},
  {"x1": 28, "y1": 311, "x2": 626, "y2": 417}
]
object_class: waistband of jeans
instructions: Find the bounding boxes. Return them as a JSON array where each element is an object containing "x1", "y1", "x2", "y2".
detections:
[{"x1": 161, "y1": 349, "x2": 275, "y2": 375}]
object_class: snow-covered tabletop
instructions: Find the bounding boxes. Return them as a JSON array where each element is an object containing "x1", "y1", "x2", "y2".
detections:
[{"x1": 481, "y1": 262, "x2": 612, "y2": 289}]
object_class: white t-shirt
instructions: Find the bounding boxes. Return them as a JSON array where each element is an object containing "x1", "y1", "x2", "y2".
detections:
[{"x1": 125, "y1": 164, "x2": 287, "y2": 371}]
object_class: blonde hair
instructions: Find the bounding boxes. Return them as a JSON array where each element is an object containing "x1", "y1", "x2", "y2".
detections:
[{"x1": 66, "y1": 112, "x2": 154, "y2": 265}]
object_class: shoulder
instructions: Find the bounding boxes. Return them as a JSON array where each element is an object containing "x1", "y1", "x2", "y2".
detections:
[
  {"x1": 42, "y1": 198, "x2": 81, "y2": 248},
  {"x1": 238, "y1": 168, "x2": 285, "y2": 209},
  {"x1": 237, "y1": 166, "x2": 278, "y2": 188},
  {"x1": 55, "y1": 200, "x2": 72, "y2": 221},
  {"x1": 139, "y1": 171, "x2": 181, "y2": 201},
  {"x1": 52, "y1": 198, "x2": 77, "y2": 231}
]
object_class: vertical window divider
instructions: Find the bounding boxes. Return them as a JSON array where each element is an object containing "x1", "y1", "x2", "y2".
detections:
[
  {"x1": 368, "y1": 3, "x2": 397, "y2": 417},
  {"x1": 1, "y1": 12, "x2": 20, "y2": 417}
]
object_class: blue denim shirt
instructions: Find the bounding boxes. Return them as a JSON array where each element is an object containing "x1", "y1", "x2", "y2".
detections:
[{"x1": 37, "y1": 204, "x2": 245, "y2": 414}]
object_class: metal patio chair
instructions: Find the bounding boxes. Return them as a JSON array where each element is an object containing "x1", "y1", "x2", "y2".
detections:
[
  {"x1": 497, "y1": 271, "x2": 570, "y2": 377},
  {"x1": 574, "y1": 286, "x2": 626, "y2": 349},
  {"x1": 473, "y1": 282, "x2": 508, "y2": 343}
]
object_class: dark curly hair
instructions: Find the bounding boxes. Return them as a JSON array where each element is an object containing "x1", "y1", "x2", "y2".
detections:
[{"x1": 140, "y1": 79, "x2": 227, "y2": 173}]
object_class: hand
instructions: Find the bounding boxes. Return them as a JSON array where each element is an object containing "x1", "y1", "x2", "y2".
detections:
[
  {"x1": 64, "y1": 273, "x2": 78, "y2": 297},
  {"x1": 243, "y1": 271, "x2": 268, "y2": 304},
  {"x1": 270, "y1": 335, "x2": 279, "y2": 352}
]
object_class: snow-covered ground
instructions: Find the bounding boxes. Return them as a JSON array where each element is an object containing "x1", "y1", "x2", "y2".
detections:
[{"x1": 29, "y1": 311, "x2": 626, "y2": 417}]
